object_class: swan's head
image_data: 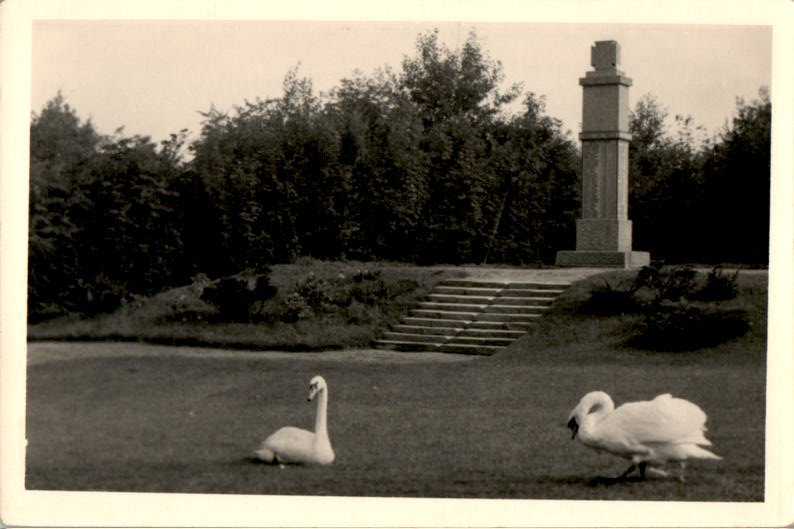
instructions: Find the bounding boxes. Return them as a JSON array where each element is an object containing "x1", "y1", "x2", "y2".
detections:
[
  {"x1": 567, "y1": 391, "x2": 614, "y2": 440},
  {"x1": 308, "y1": 375, "x2": 327, "y2": 401}
]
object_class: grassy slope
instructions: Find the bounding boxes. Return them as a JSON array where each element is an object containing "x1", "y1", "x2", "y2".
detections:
[
  {"x1": 25, "y1": 269, "x2": 767, "y2": 501},
  {"x1": 27, "y1": 261, "x2": 466, "y2": 350}
]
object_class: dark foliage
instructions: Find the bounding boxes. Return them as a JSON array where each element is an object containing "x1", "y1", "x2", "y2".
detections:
[
  {"x1": 200, "y1": 271, "x2": 277, "y2": 322},
  {"x1": 577, "y1": 279, "x2": 641, "y2": 316},
  {"x1": 629, "y1": 90, "x2": 770, "y2": 264},
  {"x1": 692, "y1": 265, "x2": 740, "y2": 301},
  {"x1": 634, "y1": 264, "x2": 697, "y2": 301},
  {"x1": 579, "y1": 266, "x2": 751, "y2": 351},
  {"x1": 630, "y1": 304, "x2": 750, "y2": 351}
]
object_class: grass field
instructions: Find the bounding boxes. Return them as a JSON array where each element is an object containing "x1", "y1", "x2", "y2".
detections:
[{"x1": 25, "y1": 269, "x2": 767, "y2": 501}]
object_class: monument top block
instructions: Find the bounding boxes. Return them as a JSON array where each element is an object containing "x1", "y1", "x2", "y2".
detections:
[
  {"x1": 591, "y1": 40, "x2": 620, "y2": 71},
  {"x1": 580, "y1": 40, "x2": 630, "y2": 87}
]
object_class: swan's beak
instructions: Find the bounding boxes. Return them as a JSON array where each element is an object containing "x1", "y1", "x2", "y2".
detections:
[
  {"x1": 308, "y1": 385, "x2": 318, "y2": 402},
  {"x1": 567, "y1": 417, "x2": 579, "y2": 440}
]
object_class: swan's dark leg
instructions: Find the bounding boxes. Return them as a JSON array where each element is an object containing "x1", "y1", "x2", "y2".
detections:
[{"x1": 590, "y1": 463, "x2": 638, "y2": 485}]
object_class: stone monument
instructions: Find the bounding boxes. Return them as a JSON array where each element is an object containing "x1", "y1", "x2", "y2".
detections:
[{"x1": 556, "y1": 40, "x2": 650, "y2": 268}]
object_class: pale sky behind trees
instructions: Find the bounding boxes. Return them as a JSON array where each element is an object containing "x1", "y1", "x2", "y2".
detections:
[{"x1": 31, "y1": 20, "x2": 771, "y2": 145}]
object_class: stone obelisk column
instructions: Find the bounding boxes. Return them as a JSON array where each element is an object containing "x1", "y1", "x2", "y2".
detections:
[{"x1": 556, "y1": 40, "x2": 650, "y2": 268}]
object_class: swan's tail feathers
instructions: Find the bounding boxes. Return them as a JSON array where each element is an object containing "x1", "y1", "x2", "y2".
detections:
[{"x1": 686, "y1": 444, "x2": 722, "y2": 460}]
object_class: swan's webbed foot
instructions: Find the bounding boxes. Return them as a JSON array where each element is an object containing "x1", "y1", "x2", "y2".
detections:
[{"x1": 646, "y1": 466, "x2": 670, "y2": 478}]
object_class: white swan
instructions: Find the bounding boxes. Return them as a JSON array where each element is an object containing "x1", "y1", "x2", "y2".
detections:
[
  {"x1": 566, "y1": 391, "x2": 721, "y2": 481},
  {"x1": 254, "y1": 375, "x2": 335, "y2": 466}
]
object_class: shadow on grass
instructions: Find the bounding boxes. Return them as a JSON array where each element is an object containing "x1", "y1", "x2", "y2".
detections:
[{"x1": 537, "y1": 474, "x2": 650, "y2": 487}]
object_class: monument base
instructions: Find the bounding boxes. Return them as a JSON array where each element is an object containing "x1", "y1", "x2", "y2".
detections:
[
  {"x1": 576, "y1": 219, "x2": 633, "y2": 251},
  {"x1": 555, "y1": 250, "x2": 650, "y2": 269}
]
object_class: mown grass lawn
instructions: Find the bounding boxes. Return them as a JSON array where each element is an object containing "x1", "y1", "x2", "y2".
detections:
[
  {"x1": 26, "y1": 344, "x2": 764, "y2": 500},
  {"x1": 25, "y1": 269, "x2": 767, "y2": 501}
]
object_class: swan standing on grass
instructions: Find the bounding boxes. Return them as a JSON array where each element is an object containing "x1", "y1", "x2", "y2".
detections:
[
  {"x1": 254, "y1": 375, "x2": 335, "y2": 466},
  {"x1": 566, "y1": 391, "x2": 721, "y2": 482}
]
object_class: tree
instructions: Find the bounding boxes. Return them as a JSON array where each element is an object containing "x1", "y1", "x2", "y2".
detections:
[
  {"x1": 28, "y1": 93, "x2": 100, "y2": 318},
  {"x1": 629, "y1": 94, "x2": 708, "y2": 262},
  {"x1": 400, "y1": 29, "x2": 522, "y2": 263},
  {"x1": 701, "y1": 88, "x2": 770, "y2": 263},
  {"x1": 629, "y1": 90, "x2": 770, "y2": 264},
  {"x1": 326, "y1": 70, "x2": 428, "y2": 260},
  {"x1": 484, "y1": 93, "x2": 580, "y2": 264},
  {"x1": 30, "y1": 95, "x2": 196, "y2": 319}
]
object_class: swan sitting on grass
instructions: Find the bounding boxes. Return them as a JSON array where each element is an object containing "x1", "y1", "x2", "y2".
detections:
[
  {"x1": 254, "y1": 375, "x2": 335, "y2": 466},
  {"x1": 566, "y1": 391, "x2": 721, "y2": 482}
]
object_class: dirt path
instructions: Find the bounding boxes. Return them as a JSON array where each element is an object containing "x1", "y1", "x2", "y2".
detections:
[{"x1": 26, "y1": 341, "x2": 478, "y2": 366}]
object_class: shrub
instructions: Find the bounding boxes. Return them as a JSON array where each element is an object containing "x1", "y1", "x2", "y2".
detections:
[
  {"x1": 350, "y1": 278, "x2": 389, "y2": 306},
  {"x1": 78, "y1": 274, "x2": 127, "y2": 316},
  {"x1": 635, "y1": 264, "x2": 697, "y2": 302},
  {"x1": 344, "y1": 299, "x2": 374, "y2": 325},
  {"x1": 293, "y1": 273, "x2": 335, "y2": 311},
  {"x1": 693, "y1": 265, "x2": 739, "y2": 301},
  {"x1": 578, "y1": 279, "x2": 640, "y2": 316},
  {"x1": 630, "y1": 302, "x2": 750, "y2": 351},
  {"x1": 200, "y1": 269, "x2": 277, "y2": 322},
  {"x1": 280, "y1": 292, "x2": 313, "y2": 323}
]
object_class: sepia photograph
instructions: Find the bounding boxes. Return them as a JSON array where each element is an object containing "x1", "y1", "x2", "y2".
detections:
[{"x1": 1, "y1": 0, "x2": 792, "y2": 527}]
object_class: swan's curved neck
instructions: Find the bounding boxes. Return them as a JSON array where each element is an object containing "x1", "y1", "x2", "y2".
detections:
[
  {"x1": 314, "y1": 389, "x2": 328, "y2": 437},
  {"x1": 582, "y1": 392, "x2": 615, "y2": 426}
]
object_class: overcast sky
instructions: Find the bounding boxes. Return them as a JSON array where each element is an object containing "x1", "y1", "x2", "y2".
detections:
[{"x1": 31, "y1": 20, "x2": 771, "y2": 145}]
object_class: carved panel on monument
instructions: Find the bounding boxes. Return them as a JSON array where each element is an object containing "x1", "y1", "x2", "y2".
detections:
[
  {"x1": 616, "y1": 141, "x2": 630, "y2": 220},
  {"x1": 581, "y1": 142, "x2": 600, "y2": 219}
]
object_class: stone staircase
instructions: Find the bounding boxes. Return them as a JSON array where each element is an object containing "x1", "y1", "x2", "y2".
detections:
[{"x1": 373, "y1": 278, "x2": 570, "y2": 355}]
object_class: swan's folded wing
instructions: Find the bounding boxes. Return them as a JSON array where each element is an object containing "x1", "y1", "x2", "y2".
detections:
[
  {"x1": 262, "y1": 426, "x2": 317, "y2": 462},
  {"x1": 607, "y1": 397, "x2": 710, "y2": 446}
]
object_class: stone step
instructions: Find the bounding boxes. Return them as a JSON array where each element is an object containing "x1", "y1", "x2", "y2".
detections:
[
  {"x1": 438, "y1": 279, "x2": 512, "y2": 289},
  {"x1": 417, "y1": 301, "x2": 487, "y2": 311},
  {"x1": 457, "y1": 328, "x2": 526, "y2": 339},
  {"x1": 391, "y1": 324, "x2": 463, "y2": 335},
  {"x1": 434, "y1": 286, "x2": 504, "y2": 296},
  {"x1": 447, "y1": 335, "x2": 514, "y2": 346},
  {"x1": 428, "y1": 293, "x2": 495, "y2": 304},
  {"x1": 503, "y1": 281, "x2": 570, "y2": 290},
  {"x1": 496, "y1": 288, "x2": 562, "y2": 298},
  {"x1": 466, "y1": 320, "x2": 533, "y2": 331},
  {"x1": 474, "y1": 312, "x2": 543, "y2": 323},
  {"x1": 400, "y1": 317, "x2": 472, "y2": 328},
  {"x1": 409, "y1": 309, "x2": 479, "y2": 321},
  {"x1": 381, "y1": 332, "x2": 450, "y2": 343},
  {"x1": 482, "y1": 304, "x2": 550, "y2": 314},
  {"x1": 373, "y1": 340, "x2": 441, "y2": 352},
  {"x1": 492, "y1": 296, "x2": 555, "y2": 306}
]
